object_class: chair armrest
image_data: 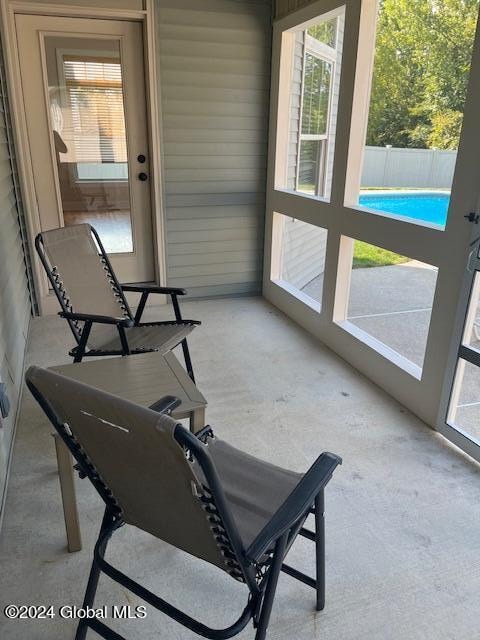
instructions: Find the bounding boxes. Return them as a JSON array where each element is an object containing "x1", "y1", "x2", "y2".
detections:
[
  {"x1": 149, "y1": 395, "x2": 182, "y2": 415},
  {"x1": 246, "y1": 452, "x2": 342, "y2": 562},
  {"x1": 59, "y1": 311, "x2": 134, "y2": 327},
  {"x1": 195, "y1": 425, "x2": 215, "y2": 443},
  {"x1": 122, "y1": 284, "x2": 188, "y2": 324},
  {"x1": 121, "y1": 284, "x2": 187, "y2": 296}
]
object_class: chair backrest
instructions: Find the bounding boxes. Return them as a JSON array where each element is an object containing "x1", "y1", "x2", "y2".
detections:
[
  {"x1": 36, "y1": 225, "x2": 131, "y2": 338},
  {"x1": 26, "y1": 365, "x2": 245, "y2": 580}
]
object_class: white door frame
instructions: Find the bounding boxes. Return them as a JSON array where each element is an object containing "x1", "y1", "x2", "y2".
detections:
[
  {"x1": 437, "y1": 232, "x2": 480, "y2": 464},
  {"x1": 263, "y1": 0, "x2": 480, "y2": 431},
  {"x1": 0, "y1": 0, "x2": 167, "y2": 314}
]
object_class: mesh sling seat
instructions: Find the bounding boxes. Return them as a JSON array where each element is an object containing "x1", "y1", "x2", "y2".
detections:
[
  {"x1": 35, "y1": 224, "x2": 199, "y2": 380},
  {"x1": 26, "y1": 366, "x2": 342, "y2": 640}
]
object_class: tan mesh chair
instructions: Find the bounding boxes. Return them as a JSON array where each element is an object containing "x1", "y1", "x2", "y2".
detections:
[
  {"x1": 26, "y1": 366, "x2": 341, "y2": 640},
  {"x1": 35, "y1": 224, "x2": 200, "y2": 380}
]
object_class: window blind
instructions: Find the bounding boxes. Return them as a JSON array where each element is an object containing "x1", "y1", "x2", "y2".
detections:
[{"x1": 63, "y1": 57, "x2": 127, "y2": 164}]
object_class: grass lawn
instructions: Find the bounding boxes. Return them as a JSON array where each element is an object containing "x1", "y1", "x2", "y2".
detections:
[{"x1": 353, "y1": 241, "x2": 409, "y2": 268}]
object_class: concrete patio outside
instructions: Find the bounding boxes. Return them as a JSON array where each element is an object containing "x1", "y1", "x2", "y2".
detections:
[
  {"x1": 1, "y1": 297, "x2": 480, "y2": 640},
  {"x1": 303, "y1": 261, "x2": 438, "y2": 368}
]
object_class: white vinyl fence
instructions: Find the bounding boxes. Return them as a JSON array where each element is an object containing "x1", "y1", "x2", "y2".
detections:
[{"x1": 361, "y1": 146, "x2": 456, "y2": 189}]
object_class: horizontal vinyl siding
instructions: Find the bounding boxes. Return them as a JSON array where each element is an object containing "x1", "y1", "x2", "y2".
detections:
[
  {"x1": 275, "y1": 0, "x2": 316, "y2": 18},
  {"x1": 281, "y1": 218, "x2": 327, "y2": 290},
  {"x1": 158, "y1": 0, "x2": 271, "y2": 297},
  {"x1": 287, "y1": 33, "x2": 304, "y2": 189},
  {"x1": 0, "y1": 46, "x2": 32, "y2": 516},
  {"x1": 24, "y1": 0, "x2": 144, "y2": 8}
]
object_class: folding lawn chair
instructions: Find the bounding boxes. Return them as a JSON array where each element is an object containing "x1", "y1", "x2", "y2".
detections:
[
  {"x1": 35, "y1": 224, "x2": 199, "y2": 380},
  {"x1": 26, "y1": 365, "x2": 342, "y2": 640}
]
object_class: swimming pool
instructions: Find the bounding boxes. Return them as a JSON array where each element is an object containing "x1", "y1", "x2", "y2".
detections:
[{"x1": 358, "y1": 191, "x2": 450, "y2": 226}]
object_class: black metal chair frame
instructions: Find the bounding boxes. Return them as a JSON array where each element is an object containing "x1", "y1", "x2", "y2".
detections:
[
  {"x1": 27, "y1": 377, "x2": 341, "y2": 640},
  {"x1": 35, "y1": 225, "x2": 200, "y2": 381}
]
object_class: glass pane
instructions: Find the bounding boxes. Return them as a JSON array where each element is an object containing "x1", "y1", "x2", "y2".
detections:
[
  {"x1": 46, "y1": 37, "x2": 133, "y2": 253},
  {"x1": 272, "y1": 213, "x2": 327, "y2": 307},
  {"x1": 307, "y1": 18, "x2": 337, "y2": 48},
  {"x1": 343, "y1": 239, "x2": 438, "y2": 370},
  {"x1": 282, "y1": 7, "x2": 345, "y2": 200},
  {"x1": 449, "y1": 358, "x2": 480, "y2": 443},
  {"x1": 301, "y1": 54, "x2": 331, "y2": 137},
  {"x1": 298, "y1": 139, "x2": 325, "y2": 195},
  {"x1": 462, "y1": 272, "x2": 480, "y2": 350},
  {"x1": 355, "y1": 0, "x2": 479, "y2": 229}
]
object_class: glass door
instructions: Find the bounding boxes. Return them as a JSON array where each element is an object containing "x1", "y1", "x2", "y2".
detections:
[
  {"x1": 47, "y1": 42, "x2": 135, "y2": 254},
  {"x1": 445, "y1": 250, "x2": 480, "y2": 461},
  {"x1": 15, "y1": 15, "x2": 154, "y2": 293}
]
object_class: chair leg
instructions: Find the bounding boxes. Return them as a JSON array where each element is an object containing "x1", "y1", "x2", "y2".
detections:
[
  {"x1": 75, "y1": 510, "x2": 113, "y2": 640},
  {"x1": 314, "y1": 490, "x2": 325, "y2": 611},
  {"x1": 181, "y1": 338, "x2": 195, "y2": 383},
  {"x1": 75, "y1": 560, "x2": 101, "y2": 640},
  {"x1": 255, "y1": 533, "x2": 288, "y2": 640},
  {"x1": 73, "y1": 321, "x2": 92, "y2": 363}
]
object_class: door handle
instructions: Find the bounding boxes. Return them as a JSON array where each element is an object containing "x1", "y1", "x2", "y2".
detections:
[{"x1": 138, "y1": 172, "x2": 148, "y2": 181}]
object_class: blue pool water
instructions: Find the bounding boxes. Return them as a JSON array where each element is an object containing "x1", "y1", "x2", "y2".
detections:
[{"x1": 358, "y1": 192, "x2": 450, "y2": 226}]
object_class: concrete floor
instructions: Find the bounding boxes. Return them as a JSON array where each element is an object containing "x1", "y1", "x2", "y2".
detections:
[{"x1": 1, "y1": 297, "x2": 480, "y2": 640}]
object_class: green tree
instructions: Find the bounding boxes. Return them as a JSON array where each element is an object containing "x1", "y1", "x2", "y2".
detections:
[{"x1": 367, "y1": 0, "x2": 478, "y2": 150}]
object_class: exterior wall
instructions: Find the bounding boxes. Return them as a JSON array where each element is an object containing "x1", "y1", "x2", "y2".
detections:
[
  {"x1": 281, "y1": 218, "x2": 327, "y2": 290},
  {"x1": 287, "y1": 31, "x2": 304, "y2": 190},
  {"x1": 0, "y1": 42, "x2": 32, "y2": 517},
  {"x1": 22, "y1": 0, "x2": 144, "y2": 8},
  {"x1": 158, "y1": 0, "x2": 271, "y2": 297},
  {"x1": 362, "y1": 146, "x2": 457, "y2": 189},
  {"x1": 3, "y1": 0, "x2": 272, "y2": 302}
]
